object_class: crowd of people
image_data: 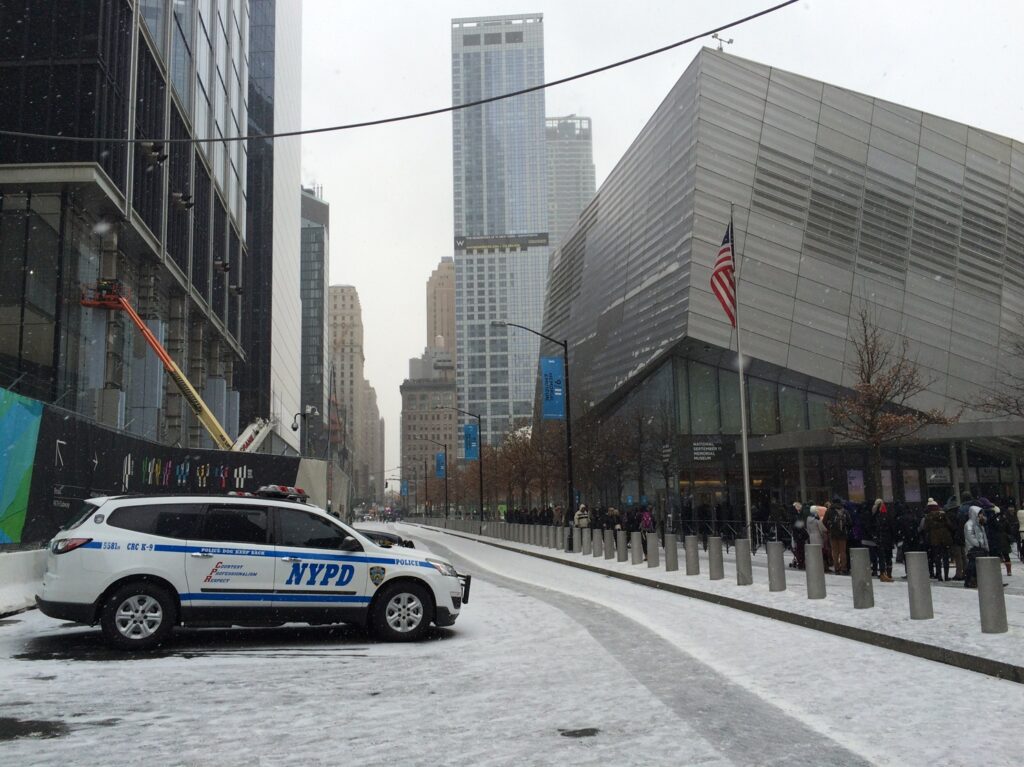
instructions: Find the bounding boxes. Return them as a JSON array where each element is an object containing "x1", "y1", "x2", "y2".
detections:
[
  {"x1": 778, "y1": 493, "x2": 1023, "y2": 588},
  {"x1": 503, "y1": 503, "x2": 661, "y2": 555},
  {"x1": 500, "y1": 493, "x2": 1024, "y2": 589}
]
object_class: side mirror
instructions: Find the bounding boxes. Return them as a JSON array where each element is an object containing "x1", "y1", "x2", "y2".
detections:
[{"x1": 340, "y1": 535, "x2": 361, "y2": 552}]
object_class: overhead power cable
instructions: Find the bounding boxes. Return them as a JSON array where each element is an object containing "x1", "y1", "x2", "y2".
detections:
[{"x1": 0, "y1": 0, "x2": 797, "y2": 145}]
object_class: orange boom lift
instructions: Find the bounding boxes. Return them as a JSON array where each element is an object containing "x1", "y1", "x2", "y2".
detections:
[{"x1": 82, "y1": 279, "x2": 268, "y2": 451}]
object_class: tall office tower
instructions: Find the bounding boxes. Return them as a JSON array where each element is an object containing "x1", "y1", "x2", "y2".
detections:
[
  {"x1": 426, "y1": 257, "x2": 457, "y2": 352},
  {"x1": 546, "y1": 116, "x2": 596, "y2": 249},
  {"x1": 328, "y1": 285, "x2": 381, "y2": 505},
  {"x1": 451, "y1": 14, "x2": 550, "y2": 446},
  {"x1": 300, "y1": 186, "x2": 330, "y2": 456},
  {"x1": 0, "y1": 1, "x2": 250, "y2": 447},
  {"x1": 237, "y1": 0, "x2": 303, "y2": 454},
  {"x1": 401, "y1": 258, "x2": 459, "y2": 506},
  {"x1": 358, "y1": 383, "x2": 384, "y2": 503}
]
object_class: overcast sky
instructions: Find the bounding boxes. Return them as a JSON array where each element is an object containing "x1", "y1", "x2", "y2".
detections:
[{"x1": 298, "y1": 0, "x2": 1022, "y2": 475}]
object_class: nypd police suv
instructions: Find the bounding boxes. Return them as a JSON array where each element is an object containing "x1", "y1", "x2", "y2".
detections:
[{"x1": 36, "y1": 486, "x2": 470, "y2": 650}]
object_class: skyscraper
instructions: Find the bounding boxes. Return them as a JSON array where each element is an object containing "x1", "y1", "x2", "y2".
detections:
[
  {"x1": 0, "y1": 0, "x2": 249, "y2": 448},
  {"x1": 328, "y1": 285, "x2": 383, "y2": 505},
  {"x1": 238, "y1": 0, "x2": 303, "y2": 454},
  {"x1": 451, "y1": 14, "x2": 550, "y2": 445},
  {"x1": 546, "y1": 115, "x2": 596, "y2": 249},
  {"x1": 426, "y1": 257, "x2": 456, "y2": 352},
  {"x1": 300, "y1": 186, "x2": 330, "y2": 456}
]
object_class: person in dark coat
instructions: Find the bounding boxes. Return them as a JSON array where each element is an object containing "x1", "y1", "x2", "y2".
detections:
[
  {"x1": 924, "y1": 498, "x2": 952, "y2": 581},
  {"x1": 944, "y1": 496, "x2": 964, "y2": 580},
  {"x1": 859, "y1": 501, "x2": 878, "y2": 575},
  {"x1": 873, "y1": 499, "x2": 895, "y2": 582}
]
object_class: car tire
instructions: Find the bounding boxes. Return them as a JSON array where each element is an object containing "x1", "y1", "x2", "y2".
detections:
[
  {"x1": 100, "y1": 581, "x2": 176, "y2": 651},
  {"x1": 369, "y1": 581, "x2": 433, "y2": 642}
]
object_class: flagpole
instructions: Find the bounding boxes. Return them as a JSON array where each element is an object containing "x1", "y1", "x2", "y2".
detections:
[{"x1": 731, "y1": 204, "x2": 754, "y2": 544}]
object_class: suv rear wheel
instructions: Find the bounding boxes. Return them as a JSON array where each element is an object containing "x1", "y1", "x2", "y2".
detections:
[
  {"x1": 370, "y1": 581, "x2": 432, "y2": 641},
  {"x1": 100, "y1": 581, "x2": 175, "y2": 650}
]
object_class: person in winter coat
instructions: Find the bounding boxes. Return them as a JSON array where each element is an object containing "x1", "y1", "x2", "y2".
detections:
[
  {"x1": 790, "y1": 502, "x2": 808, "y2": 569},
  {"x1": 873, "y1": 499, "x2": 896, "y2": 582},
  {"x1": 924, "y1": 498, "x2": 952, "y2": 581},
  {"x1": 1012, "y1": 502, "x2": 1024, "y2": 563},
  {"x1": 859, "y1": 501, "x2": 879, "y2": 575},
  {"x1": 944, "y1": 496, "x2": 964, "y2": 580},
  {"x1": 823, "y1": 498, "x2": 851, "y2": 575},
  {"x1": 638, "y1": 506, "x2": 655, "y2": 556},
  {"x1": 963, "y1": 506, "x2": 989, "y2": 588},
  {"x1": 605, "y1": 507, "x2": 622, "y2": 532},
  {"x1": 977, "y1": 497, "x2": 1011, "y2": 575},
  {"x1": 573, "y1": 504, "x2": 591, "y2": 529},
  {"x1": 806, "y1": 506, "x2": 827, "y2": 568}
]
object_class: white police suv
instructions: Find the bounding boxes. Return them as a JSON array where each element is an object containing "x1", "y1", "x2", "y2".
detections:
[{"x1": 36, "y1": 486, "x2": 470, "y2": 650}]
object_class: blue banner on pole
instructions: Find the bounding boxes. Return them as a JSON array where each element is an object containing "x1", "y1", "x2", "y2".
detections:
[
  {"x1": 435, "y1": 451, "x2": 446, "y2": 479},
  {"x1": 540, "y1": 356, "x2": 566, "y2": 420},
  {"x1": 400, "y1": 480, "x2": 409, "y2": 497},
  {"x1": 464, "y1": 422, "x2": 479, "y2": 461}
]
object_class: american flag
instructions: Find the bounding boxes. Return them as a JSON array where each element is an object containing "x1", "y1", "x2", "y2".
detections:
[{"x1": 710, "y1": 219, "x2": 737, "y2": 327}]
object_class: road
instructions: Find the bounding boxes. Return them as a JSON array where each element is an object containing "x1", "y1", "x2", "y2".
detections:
[{"x1": 0, "y1": 524, "x2": 1019, "y2": 766}]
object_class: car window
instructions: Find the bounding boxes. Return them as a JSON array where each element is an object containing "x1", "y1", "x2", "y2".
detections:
[
  {"x1": 277, "y1": 508, "x2": 358, "y2": 550},
  {"x1": 64, "y1": 500, "x2": 101, "y2": 530},
  {"x1": 107, "y1": 504, "x2": 206, "y2": 539},
  {"x1": 200, "y1": 505, "x2": 269, "y2": 545}
]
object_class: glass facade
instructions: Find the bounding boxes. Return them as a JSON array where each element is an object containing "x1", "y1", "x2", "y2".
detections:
[
  {"x1": 451, "y1": 15, "x2": 550, "y2": 446},
  {"x1": 300, "y1": 188, "x2": 329, "y2": 455},
  {"x1": 546, "y1": 116, "x2": 596, "y2": 249},
  {"x1": 541, "y1": 48, "x2": 1024, "y2": 513},
  {"x1": 0, "y1": 1, "x2": 251, "y2": 446}
]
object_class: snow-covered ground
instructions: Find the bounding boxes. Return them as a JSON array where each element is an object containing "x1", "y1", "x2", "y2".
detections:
[
  {"x1": 0, "y1": 523, "x2": 1020, "y2": 766},
  {"x1": 422, "y1": 524, "x2": 1024, "y2": 667}
]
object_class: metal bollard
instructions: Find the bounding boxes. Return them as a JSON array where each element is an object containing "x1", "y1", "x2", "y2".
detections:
[
  {"x1": 976, "y1": 557, "x2": 1008, "y2": 633},
  {"x1": 684, "y1": 535, "x2": 700, "y2": 575},
  {"x1": 532, "y1": 525, "x2": 538, "y2": 546},
  {"x1": 849, "y1": 547, "x2": 874, "y2": 609},
  {"x1": 593, "y1": 528, "x2": 603, "y2": 557},
  {"x1": 664, "y1": 533, "x2": 678, "y2": 572},
  {"x1": 604, "y1": 529, "x2": 615, "y2": 559},
  {"x1": 616, "y1": 530, "x2": 628, "y2": 562},
  {"x1": 805, "y1": 543, "x2": 826, "y2": 599},
  {"x1": 582, "y1": 527, "x2": 592, "y2": 556},
  {"x1": 631, "y1": 532, "x2": 644, "y2": 564},
  {"x1": 708, "y1": 536, "x2": 724, "y2": 580},
  {"x1": 766, "y1": 540, "x2": 786, "y2": 592},
  {"x1": 735, "y1": 538, "x2": 753, "y2": 586},
  {"x1": 905, "y1": 551, "x2": 933, "y2": 619},
  {"x1": 647, "y1": 533, "x2": 659, "y2": 567},
  {"x1": 542, "y1": 525, "x2": 550, "y2": 548}
]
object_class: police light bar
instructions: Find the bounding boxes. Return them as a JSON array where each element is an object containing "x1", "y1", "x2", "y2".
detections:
[{"x1": 254, "y1": 484, "x2": 308, "y2": 501}]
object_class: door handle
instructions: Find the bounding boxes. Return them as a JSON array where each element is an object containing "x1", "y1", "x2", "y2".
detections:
[
  {"x1": 189, "y1": 552, "x2": 213, "y2": 559},
  {"x1": 280, "y1": 556, "x2": 301, "y2": 562}
]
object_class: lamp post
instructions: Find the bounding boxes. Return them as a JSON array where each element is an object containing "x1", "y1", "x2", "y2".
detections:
[
  {"x1": 412, "y1": 437, "x2": 449, "y2": 523},
  {"x1": 492, "y1": 320, "x2": 575, "y2": 518},
  {"x1": 437, "y1": 405, "x2": 484, "y2": 531}
]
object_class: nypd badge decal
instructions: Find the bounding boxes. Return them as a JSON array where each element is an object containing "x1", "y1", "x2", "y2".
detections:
[{"x1": 369, "y1": 566, "x2": 386, "y2": 587}]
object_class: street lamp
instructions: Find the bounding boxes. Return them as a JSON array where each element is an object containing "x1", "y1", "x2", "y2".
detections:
[
  {"x1": 492, "y1": 320, "x2": 575, "y2": 519},
  {"x1": 412, "y1": 437, "x2": 449, "y2": 523},
  {"x1": 436, "y1": 404, "x2": 484, "y2": 532},
  {"x1": 291, "y1": 405, "x2": 320, "y2": 456}
]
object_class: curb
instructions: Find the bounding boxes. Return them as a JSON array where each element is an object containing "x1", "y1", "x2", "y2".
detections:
[{"x1": 416, "y1": 525, "x2": 1024, "y2": 686}]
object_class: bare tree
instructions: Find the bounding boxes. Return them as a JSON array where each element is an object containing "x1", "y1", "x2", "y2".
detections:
[{"x1": 828, "y1": 307, "x2": 957, "y2": 499}]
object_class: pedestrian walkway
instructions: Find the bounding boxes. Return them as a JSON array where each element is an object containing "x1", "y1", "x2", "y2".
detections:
[{"x1": 413, "y1": 523, "x2": 1023, "y2": 675}]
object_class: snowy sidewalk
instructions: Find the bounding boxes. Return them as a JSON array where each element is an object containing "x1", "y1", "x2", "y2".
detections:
[{"x1": 411, "y1": 523, "x2": 1023, "y2": 678}]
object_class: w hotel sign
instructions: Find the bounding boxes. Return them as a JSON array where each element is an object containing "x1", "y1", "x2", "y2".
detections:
[{"x1": 454, "y1": 233, "x2": 549, "y2": 252}]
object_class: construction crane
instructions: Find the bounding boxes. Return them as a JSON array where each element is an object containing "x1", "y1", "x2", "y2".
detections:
[{"x1": 81, "y1": 279, "x2": 272, "y2": 452}]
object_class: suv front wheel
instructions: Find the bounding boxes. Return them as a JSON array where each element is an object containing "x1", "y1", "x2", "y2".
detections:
[
  {"x1": 100, "y1": 581, "x2": 176, "y2": 650},
  {"x1": 370, "y1": 581, "x2": 433, "y2": 641}
]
